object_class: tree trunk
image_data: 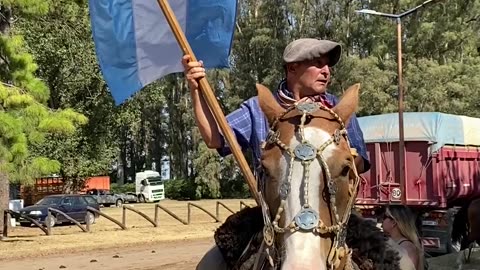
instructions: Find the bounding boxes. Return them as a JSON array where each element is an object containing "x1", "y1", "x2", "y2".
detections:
[
  {"x1": 0, "y1": 4, "x2": 12, "y2": 235},
  {"x1": 0, "y1": 169, "x2": 8, "y2": 235},
  {"x1": 117, "y1": 151, "x2": 125, "y2": 185}
]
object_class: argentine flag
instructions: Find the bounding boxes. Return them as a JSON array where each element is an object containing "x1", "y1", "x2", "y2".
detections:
[{"x1": 88, "y1": 0, "x2": 237, "y2": 104}]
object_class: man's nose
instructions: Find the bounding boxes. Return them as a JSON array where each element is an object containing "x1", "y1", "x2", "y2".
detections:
[{"x1": 320, "y1": 65, "x2": 330, "y2": 75}]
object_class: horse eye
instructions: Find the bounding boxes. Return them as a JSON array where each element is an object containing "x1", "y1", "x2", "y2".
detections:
[{"x1": 340, "y1": 165, "x2": 350, "y2": 177}]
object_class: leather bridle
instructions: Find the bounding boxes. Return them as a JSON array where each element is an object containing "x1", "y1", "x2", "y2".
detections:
[{"x1": 257, "y1": 100, "x2": 361, "y2": 270}]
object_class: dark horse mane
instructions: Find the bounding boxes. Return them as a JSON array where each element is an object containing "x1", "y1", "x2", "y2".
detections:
[
  {"x1": 452, "y1": 202, "x2": 470, "y2": 249},
  {"x1": 214, "y1": 206, "x2": 401, "y2": 270},
  {"x1": 452, "y1": 196, "x2": 480, "y2": 250}
]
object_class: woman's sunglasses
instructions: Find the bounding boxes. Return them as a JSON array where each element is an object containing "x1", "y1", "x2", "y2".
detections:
[{"x1": 382, "y1": 213, "x2": 394, "y2": 220}]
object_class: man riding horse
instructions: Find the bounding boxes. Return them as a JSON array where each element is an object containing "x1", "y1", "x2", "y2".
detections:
[
  {"x1": 182, "y1": 38, "x2": 407, "y2": 269},
  {"x1": 183, "y1": 38, "x2": 370, "y2": 178}
]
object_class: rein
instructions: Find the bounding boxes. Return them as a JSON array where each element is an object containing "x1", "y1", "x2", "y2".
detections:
[{"x1": 258, "y1": 100, "x2": 361, "y2": 270}]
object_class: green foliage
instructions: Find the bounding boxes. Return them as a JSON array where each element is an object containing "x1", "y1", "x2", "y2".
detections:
[
  {"x1": 330, "y1": 55, "x2": 398, "y2": 115},
  {"x1": 218, "y1": 155, "x2": 251, "y2": 199},
  {"x1": 16, "y1": 1, "x2": 116, "y2": 190},
  {"x1": 110, "y1": 183, "x2": 135, "y2": 194},
  {"x1": 0, "y1": 35, "x2": 49, "y2": 103},
  {"x1": 0, "y1": 0, "x2": 88, "y2": 192},
  {"x1": 164, "y1": 179, "x2": 198, "y2": 200},
  {"x1": 5, "y1": 0, "x2": 480, "y2": 200},
  {"x1": 404, "y1": 57, "x2": 480, "y2": 115},
  {"x1": 193, "y1": 142, "x2": 221, "y2": 199},
  {"x1": 1, "y1": 0, "x2": 51, "y2": 15},
  {"x1": 113, "y1": 82, "x2": 168, "y2": 183}
]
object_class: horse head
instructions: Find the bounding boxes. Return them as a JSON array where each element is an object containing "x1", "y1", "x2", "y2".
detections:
[{"x1": 257, "y1": 83, "x2": 361, "y2": 270}]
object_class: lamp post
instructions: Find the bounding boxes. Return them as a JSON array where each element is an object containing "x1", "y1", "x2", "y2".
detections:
[{"x1": 355, "y1": 0, "x2": 438, "y2": 205}]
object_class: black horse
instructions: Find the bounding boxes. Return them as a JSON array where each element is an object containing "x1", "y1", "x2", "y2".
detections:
[{"x1": 452, "y1": 197, "x2": 480, "y2": 262}]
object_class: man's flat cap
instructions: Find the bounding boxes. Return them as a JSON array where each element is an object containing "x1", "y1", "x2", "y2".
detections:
[{"x1": 282, "y1": 38, "x2": 342, "y2": 66}]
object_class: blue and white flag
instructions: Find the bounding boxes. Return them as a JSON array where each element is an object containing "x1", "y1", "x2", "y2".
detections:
[{"x1": 88, "y1": 0, "x2": 237, "y2": 104}]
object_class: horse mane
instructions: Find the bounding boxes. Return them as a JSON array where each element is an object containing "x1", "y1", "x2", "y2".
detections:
[
  {"x1": 452, "y1": 203, "x2": 469, "y2": 247},
  {"x1": 214, "y1": 206, "x2": 401, "y2": 270},
  {"x1": 214, "y1": 206, "x2": 264, "y2": 269},
  {"x1": 347, "y1": 213, "x2": 401, "y2": 270}
]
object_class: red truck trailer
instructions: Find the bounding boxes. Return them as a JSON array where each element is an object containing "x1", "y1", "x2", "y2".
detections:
[
  {"x1": 20, "y1": 176, "x2": 111, "y2": 206},
  {"x1": 355, "y1": 112, "x2": 480, "y2": 255}
]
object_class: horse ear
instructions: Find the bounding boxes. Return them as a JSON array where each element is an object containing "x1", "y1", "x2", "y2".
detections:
[
  {"x1": 332, "y1": 83, "x2": 360, "y2": 126},
  {"x1": 256, "y1": 83, "x2": 284, "y2": 126}
]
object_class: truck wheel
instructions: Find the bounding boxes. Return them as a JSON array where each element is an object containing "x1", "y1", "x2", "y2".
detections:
[
  {"x1": 138, "y1": 195, "x2": 146, "y2": 203},
  {"x1": 115, "y1": 199, "x2": 123, "y2": 207}
]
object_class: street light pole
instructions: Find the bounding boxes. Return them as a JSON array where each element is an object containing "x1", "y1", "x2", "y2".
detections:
[
  {"x1": 355, "y1": 0, "x2": 439, "y2": 205},
  {"x1": 396, "y1": 17, "x2": 406, "y2": 205}
]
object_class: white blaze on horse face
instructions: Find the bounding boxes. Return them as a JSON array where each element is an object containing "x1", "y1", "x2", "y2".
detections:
[{"x1": 280, "y1": 126, "x2": 337, "y2": 270}]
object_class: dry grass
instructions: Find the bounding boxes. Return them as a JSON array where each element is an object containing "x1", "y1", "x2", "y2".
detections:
[{"x1": 0, "y1": 199, "x2": 256, "y2": 260}]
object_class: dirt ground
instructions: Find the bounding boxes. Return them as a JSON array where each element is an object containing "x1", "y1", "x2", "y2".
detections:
[
  {"x1": 0, "y1": 199, "x2": 255, "y2": 269},
  {"x1": 427, "y1": 247, "x2": 480, "y2": 270},
  {"x1": 0, "y1": 237, "x2": 214, "y2": 270},
  {"x1": 2, "y1": 198, "x2": 478, "y2": 270}
]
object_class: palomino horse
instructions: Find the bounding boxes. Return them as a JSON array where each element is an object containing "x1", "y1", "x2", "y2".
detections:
[{"x1": 214, "y1": 83, "x2": 408, "y2": 270}]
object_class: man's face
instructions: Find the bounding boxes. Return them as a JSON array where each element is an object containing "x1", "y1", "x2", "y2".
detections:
[{"x1": 287, "y1": 55, "x2": 331, "y2": 96}]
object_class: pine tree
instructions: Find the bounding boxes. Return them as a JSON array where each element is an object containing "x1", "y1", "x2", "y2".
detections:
[
  {"x1": 17, "y1": 1, "x2": 118, "y2": 190},
  {"x1": 0, "y1": 1, "x2": 87, "y2": 232}
]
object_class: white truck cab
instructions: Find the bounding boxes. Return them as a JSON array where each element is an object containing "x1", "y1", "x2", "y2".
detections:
[{"x1": 135, "y1": 170, "x2": 165, "y2": 203}]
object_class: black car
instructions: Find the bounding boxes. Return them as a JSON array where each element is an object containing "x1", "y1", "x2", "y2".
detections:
[{"x1": 18, "y1": 194, "x2": 100, "y2": 227}]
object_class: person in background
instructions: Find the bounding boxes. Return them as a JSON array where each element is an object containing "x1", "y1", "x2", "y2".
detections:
[{"x1": 382, "y1": 205, "x2": 426, "y2": 270}]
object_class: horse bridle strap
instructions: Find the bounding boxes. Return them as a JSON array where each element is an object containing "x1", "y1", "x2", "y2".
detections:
[{"x1": 259, "y1": 101, "x2": 360, "y2": 270}]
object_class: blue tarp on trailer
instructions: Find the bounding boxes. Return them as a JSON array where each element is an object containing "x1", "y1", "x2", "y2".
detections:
[{"x1": 357, "y1": 112, "x2": 480, "y2": 153}]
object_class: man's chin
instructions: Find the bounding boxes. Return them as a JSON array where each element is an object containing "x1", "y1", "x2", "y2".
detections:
[{"x1": 312, "y1": 87, "x2": 327, "y2": 94}]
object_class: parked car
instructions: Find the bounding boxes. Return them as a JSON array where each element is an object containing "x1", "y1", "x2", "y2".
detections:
[
  {"x1": 86, "y1": 188, "x2": 137, "y2": 207},
  {"x1": 18, "y1": 194, "x2": 100, "y2": 227}
]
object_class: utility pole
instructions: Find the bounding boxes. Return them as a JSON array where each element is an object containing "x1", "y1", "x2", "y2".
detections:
[{"x1": 355, "y1": 0, "x2": 440, "y2": 205}]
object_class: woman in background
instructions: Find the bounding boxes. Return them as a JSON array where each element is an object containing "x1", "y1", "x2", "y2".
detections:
[{"x1": 382, "y1": 205, "x2": 425, "y2": 270}]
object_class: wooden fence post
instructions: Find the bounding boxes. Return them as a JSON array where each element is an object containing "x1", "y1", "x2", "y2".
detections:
[
  {"x1": 154, "y1": 204, "x2": 159, "y2": 226},
  {"x1": 2, "y1": 210, "x2": 9, "y2": 239},
  {"x1": 122, "y1": 206, "x2": 127, "y2": 227}
]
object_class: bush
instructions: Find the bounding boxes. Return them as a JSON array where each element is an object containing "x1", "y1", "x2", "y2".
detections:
[
  {"x1": 110, "y1": 183, "x2": 135, "y2": 194},
  {"x1": 220, "y1": 180, "x2": 251, "y2": 199},
  {"x1": 164, "y1": 179, "x2": 198, "y2": 200}
]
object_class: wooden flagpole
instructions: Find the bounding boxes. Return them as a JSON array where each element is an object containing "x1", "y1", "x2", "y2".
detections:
[{"x1": 156, "y1": 0, "x2": 260, "y2": 205}]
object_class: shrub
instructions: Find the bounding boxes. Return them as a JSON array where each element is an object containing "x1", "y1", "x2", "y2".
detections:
[
  {"x1": 110, "y1": 183, "x2": 135, "y2": 194},
  {"x1": 164, "y1": 179, "x2": 198, "y2": 200}
]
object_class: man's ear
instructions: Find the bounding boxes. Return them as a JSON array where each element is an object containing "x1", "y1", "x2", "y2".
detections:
[
  {"x1": 332, "y1": 83, "x2": 360, "y2": 126},
  {"x1": 285, "y1": 62, "x2": 300, "y2": 76},
  {"x1": 256, "y1": 84, "x2": 284, "y2": 126}
]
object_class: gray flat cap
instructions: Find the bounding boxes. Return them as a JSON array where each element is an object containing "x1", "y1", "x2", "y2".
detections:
[{"x1": 283, "y1": 38, "x2": 342, "y2": 66}]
